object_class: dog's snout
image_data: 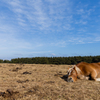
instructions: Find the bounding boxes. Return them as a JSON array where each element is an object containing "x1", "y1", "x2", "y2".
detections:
[
  {"x1": 67, "y1": 77, "x2": 73, "y2": 82},
  {"x1": 69, "y1": 77, "x2": 73, "y2": 81}
]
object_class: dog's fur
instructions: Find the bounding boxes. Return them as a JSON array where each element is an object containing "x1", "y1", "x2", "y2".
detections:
[{"x1": 67, "y1": 62, "x2": 100, "y2": 82}]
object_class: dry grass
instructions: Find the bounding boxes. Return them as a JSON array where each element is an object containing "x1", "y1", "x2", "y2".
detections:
[{"x1": 0, "y1": 63, "x2": 100, "y2": 100}]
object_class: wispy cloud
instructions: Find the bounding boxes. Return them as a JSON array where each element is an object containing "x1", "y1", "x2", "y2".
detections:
[
  {"x1": 77, "y1": 9, "x2": 85, "y2": 14},
  {"x1": 75, "y1": 20, "x2": 87, "y2": 25},
  {"x1": 1, "y1": 0, "x2": 73, "y2": 32},
  {"x1": 0, "y1": 0, "x2": 100, "y2": 59}
]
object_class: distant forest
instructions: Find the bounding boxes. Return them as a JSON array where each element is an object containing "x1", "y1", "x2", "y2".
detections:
[{"x1": 0, "y1": 56, "x2": 100, "y2": 65}]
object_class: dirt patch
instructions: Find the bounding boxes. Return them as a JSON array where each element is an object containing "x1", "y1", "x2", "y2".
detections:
[
  {"x1": 0, "y1": 89, "x2": 19, "y2": 100},
  {"x1": 22, "y1": 71, "x2": 31, "y2": 74},
  {"x1": 0, "y1": 63, "x2": 100, "y2": 100},
  {"x1": 17, "y1": 79, "x2": 29, "y2": 83},
  {"x1": 12, "y1": 67, "x2": 22, "y2": 72}
]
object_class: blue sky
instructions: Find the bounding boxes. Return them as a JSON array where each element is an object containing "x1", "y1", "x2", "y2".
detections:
[{"x1": 0, "y1": 0, "x2": 100, "y2": 60}]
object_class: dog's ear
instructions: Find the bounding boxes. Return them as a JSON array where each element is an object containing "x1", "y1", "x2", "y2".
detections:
[
  {"x1": 74, "y1": 65, "x2": 81, "y2": 73},
  {"x1": 73, "y1": 66, "x2": 75, "y2": 70}
]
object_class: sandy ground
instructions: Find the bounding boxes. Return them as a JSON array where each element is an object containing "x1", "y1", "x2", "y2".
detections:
[{"x1": 0, "y1": 63, "x2": 100, "y2": 100}]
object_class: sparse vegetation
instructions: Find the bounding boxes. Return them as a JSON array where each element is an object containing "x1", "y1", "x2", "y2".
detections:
[{"x1": 0, "y1": 63, "x2": 100, "y2": 100}]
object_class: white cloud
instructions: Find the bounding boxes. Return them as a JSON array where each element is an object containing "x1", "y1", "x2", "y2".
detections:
[
  {"x1": 50, "y1": 40, "x2": 67, "y2": 47},
  {"x1": 1, "y1": 0, "x2": 73, "y2": 32},
  {"x1": 63, "y1": 24, "x2": 74, "y2": 30},
  {"x1": 0, "y1": 0, "x2": 100, "y2": 59},
  {"x1": 75, "y1": 20, "x2": 87, "y2": 25},
  {"x1": 51, "y1": 53, "x2": 56, "y2": 56},
  {"x1": 77, "y1": 9, "x2": 84, "y2": 14},
  {"x1": 27, "y1": 51, "x2": 52, "y2": 54}
]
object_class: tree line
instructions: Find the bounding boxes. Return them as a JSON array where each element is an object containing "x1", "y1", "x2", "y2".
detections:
[{"x1": 0, "y1": 55, "x2": 100, "y2": 65}]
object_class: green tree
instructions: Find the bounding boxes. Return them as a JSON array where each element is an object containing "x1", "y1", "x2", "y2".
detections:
[{"x1": 0, "y1": 59, "x2": 3, "y2": 63}]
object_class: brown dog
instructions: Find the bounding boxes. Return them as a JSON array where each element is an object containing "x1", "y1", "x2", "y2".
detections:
[{"x1": 67, "y1": 62, "x2": 100, "y2": 82}]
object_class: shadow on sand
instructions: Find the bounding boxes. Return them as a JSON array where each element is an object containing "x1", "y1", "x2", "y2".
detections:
[{"x1": 61, "y1": 74, "x2": 68, "y2": 82}]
